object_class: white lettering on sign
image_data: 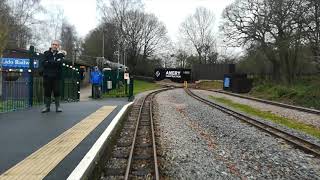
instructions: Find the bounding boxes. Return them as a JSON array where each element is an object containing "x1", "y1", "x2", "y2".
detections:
[{"x1": 165, "y1": 71, "x2": 181, "y2": 78}]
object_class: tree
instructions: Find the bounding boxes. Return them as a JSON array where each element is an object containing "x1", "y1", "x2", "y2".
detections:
[
  {"x1": 60, "y1": 21, "x2": 78, "y2": 61},
  {"x1": 98, "y1": 0, "x2": 143, "y2": 71},
  {"x1": 0, "y1": 0, "x2": 11, "y2": 55},
  {"x1": 222, "y1": 0, "x2": 308, "y2": 83},
  {"x1": 44, "y1": 6, "x2": 65, "y2": 41},
  {"x1": 81, "y1": 23, "x2": 118, "y2": 65},
  {"x1": 305, "y1": 0, "x2": 320, "y2": 71},
  {"x1": 7, "y1": 0, "x2": 44, "y2": 48},
  {"x1": 97, "y1": 0, "x2": 169, "y2": 73},
  {"x1": 180, "y1": 7, "x2": 217, "y2": 64},
  {"x1": 141, "y1": 13, "x2": 168, "y2": 60},
  {"x1": 175, "y1": 49, "x2": 188, "y2": 68},
  {"x1": 121, "y1": 10, "x2": 145, "y2": 70}
]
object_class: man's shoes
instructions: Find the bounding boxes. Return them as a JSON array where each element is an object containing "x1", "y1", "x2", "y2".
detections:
[
  {"x1": 41, "y1": 107, "x2": 50, "y2": 113},
  {"x1": 41, "y1": 97, "x2": 51, "y2": 113},
  {"x1": 56, "y1": 106, "x2": 63, "y2": 112},
  {"x1": 55, "y1": 97, "x2": 63, "y2": 112}
]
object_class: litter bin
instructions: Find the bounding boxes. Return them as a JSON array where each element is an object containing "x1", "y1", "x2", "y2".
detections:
[
  {"x1": 223, "y1": 74, "x2": 232, "y2": 91},
  {"x1": 223, "y1": 73, "x2": 253, "y2": 93},
  {"x1": 107, "y1": 81, "x2": 112, "y2": 90}
]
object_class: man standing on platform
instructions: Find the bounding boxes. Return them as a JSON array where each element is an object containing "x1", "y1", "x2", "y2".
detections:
[{"x1": 41, "y1": 40, "x2": 66, "y2": 113}]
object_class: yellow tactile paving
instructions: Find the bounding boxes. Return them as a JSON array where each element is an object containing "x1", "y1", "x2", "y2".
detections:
[{"x1": 0, "y1": 106, "x2": 116, "y2": 180}]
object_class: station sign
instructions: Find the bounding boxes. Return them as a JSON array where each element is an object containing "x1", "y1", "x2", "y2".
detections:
[{"x1": 0, "y1": 58, "x2": 39, "y2": 69}]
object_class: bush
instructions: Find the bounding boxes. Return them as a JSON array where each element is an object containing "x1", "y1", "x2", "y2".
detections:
[{"x1": 249, "y1": 76, "x2": 320, "y2": 109}]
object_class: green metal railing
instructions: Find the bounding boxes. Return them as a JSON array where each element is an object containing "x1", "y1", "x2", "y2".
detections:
[
  {"x1": 1, "y1": 46, "x2": 81, "y2": 113},
  {"x1": 61, "y1": 64, "x2": 80, "y2": 102},
  {"x1": 0, "y1": 65, "x2": 80, "y2": 113},
  {"x1": 101, "y1": 69, "x2": 134, "y2": 99}
]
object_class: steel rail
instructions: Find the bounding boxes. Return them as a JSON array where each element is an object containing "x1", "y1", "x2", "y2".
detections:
[{"x1": 186, "y1": 88, "x2": 320, "y2": 157}]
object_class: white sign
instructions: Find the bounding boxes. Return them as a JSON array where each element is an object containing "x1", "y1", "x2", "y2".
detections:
[
  {"x1": 124, "y1": 73, "x2": 129, "y2": 79},
  {"x1": 155, "y1": 71, "x2": 161, "y2": 77},
  {"x1": 165, "y1": 71, "x2": 181, "y2": 78}
]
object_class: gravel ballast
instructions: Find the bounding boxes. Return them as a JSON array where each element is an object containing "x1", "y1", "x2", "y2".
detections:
[
  {"x1": 194, "y1": 90, "x2": 320, "y2": 129},
  {"x1": 154, "y1": 88, "x2": 320, "y2": 179}
]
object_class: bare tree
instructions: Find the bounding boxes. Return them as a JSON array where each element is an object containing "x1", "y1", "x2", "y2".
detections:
[
  {"x1": 60, "y1": 21, "x2": 78, "y2": 60},
  {"x1": 97, "y1": 0, "x2": 168, "y2": 72},
  {"x1": 180, "y1": 7, "x2": 217, "y2": 64},
  {"x1": 46, "y1": 6, "x2": 65, "y2": 40},
  {"x1": 97, "y1": 0, "x2": 143, "y2": 70},
  {"x1": 39, "y1": 6, "x2": 65, "y2": 51},
  {"x1": 0, "y1": 0, "x2": 11, "y2": 55},
  {"x1": 122, "y1": 10, "x2": 145, "y2": 69},
  {"x1": 7, "y1": 0, "x2": 44, "y2": 48},
  {"x1": 141, "y1": 13, "x2": 168, "y2": 60}
]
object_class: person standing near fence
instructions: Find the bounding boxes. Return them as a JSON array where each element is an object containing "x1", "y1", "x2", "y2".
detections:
[
  {"x1": 41, "y1": 40, "x2": 66, "y2": 113},
  {"x1": 90, "y1": 66, "x2": 103, "y2": 99}
]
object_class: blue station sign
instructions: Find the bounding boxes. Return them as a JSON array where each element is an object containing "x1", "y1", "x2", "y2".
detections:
[{"x1": 0, "y1": 58, "x2": 39, "y2": 69}]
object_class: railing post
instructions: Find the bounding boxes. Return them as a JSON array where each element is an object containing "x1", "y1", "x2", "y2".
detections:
[
  {"x1": 76, "y1": 68, "x2": 80, "y2": 101},
  {"x1": 61, "y1": 63, "x2": 65, "y2": 101},
  {"x1": 128, "y1": 77, "x2": 134, "y2": 101},
  {"x1": 29, "y1": 46, "x2": 34, "y2": 107}
]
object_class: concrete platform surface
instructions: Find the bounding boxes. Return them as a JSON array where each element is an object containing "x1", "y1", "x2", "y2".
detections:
[{"x1": 0, "y1": 98, "x2": 129, "y2": 179}]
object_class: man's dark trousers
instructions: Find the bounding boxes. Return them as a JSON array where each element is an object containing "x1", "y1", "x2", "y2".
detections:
[{"x1": 44, "y1": 77, "x2": 60, "y2": 98}]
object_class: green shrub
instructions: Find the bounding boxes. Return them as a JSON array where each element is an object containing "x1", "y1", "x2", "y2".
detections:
[{"x1": 249, "y1": 76, "x2": 320, "y2": 109}]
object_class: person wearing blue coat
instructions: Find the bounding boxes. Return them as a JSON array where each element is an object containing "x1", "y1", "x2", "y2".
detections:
[{"x1": 90, "y1": 66, "x2": 103, "y2": 99}]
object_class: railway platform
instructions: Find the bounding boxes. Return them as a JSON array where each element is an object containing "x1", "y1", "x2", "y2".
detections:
[{"x1": 0, "y1": 98, "x2": 132, "y2": 180}]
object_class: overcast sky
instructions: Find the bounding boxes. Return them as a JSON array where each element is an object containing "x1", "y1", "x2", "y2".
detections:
[{"x1": 41, "y1": 0, "x2": 235, "y2": 41}]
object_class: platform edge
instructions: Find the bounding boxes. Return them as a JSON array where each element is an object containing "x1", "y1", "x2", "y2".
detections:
[{"x1": 67, "y1": 102, "x2": 134, "y2": 180}]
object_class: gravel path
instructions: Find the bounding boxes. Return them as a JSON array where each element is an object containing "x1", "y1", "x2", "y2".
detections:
[
  {"x1": 154, "y1": 88, "x2": 320, "y2": 179},
  {"x1": 80, "y1": 85, "x2": 92, "y2": 101},
  {"x1": 194, "y1": 89, "x2": 320, "y2": 129}
]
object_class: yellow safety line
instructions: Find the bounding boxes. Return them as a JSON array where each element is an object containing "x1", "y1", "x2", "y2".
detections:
[{"x1": 0, "y1": 106, "x2": 116, "y2": 180}]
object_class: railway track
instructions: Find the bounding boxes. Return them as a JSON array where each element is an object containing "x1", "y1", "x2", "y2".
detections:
[
  {"x1": 185, "y1": 88, "x2": 320, "y2": 157},
  {"x1": 101, "y1": 88, "x2": 170, "y2": 180},
  {"x1": 209, "y1": 89, "x2": 320, "y2": 115}
]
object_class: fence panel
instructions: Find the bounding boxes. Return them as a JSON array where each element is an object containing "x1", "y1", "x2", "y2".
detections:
[{"x1": 0, "y1": 67, "x2": 80, "y2": 113}]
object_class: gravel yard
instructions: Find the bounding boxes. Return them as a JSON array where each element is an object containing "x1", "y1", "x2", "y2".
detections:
[
  {"x1": 194, "y1": 89, "x2": 320, "y2": 129},
  {"x1": 154, "y1": 88, "x2": 320, "y2": 179}
]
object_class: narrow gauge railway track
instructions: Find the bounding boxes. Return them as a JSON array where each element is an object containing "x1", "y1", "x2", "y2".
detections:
[
  {"x1": 102, "y1": 88, "x2": 171, "y2": 180},
  {"x1": 185, "y1": 88, "x2": 320, "y2": 157},
  {"x1": 209, "y1": 89, "x2": 320, "y2": 115}
]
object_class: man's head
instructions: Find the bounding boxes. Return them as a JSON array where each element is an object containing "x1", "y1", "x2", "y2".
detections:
[{"x1": 51, "y1": 40, "x2": 60, "y2": 51}]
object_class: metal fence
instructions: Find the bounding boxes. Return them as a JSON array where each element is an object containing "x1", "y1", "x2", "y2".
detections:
[
  {"x1": 98, "y1": 69, "x2": 135, "y2": 99},
  {"x1": 0, "y1": 64, "x2": 80, "y2": 113},
  {"x1": 102, "y1": 80, "x2": 129, "y2": 97},
  {"x1": 61, "y1": 64, "x2": 81, "y2": 102},
  {"x1": 192, "y1": 64, "x2": 235, "y2": 81}
]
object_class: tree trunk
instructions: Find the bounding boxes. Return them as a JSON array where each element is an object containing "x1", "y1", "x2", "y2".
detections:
[{"x1": 271, "y1": 61, "x2": 281, "y2": 82}]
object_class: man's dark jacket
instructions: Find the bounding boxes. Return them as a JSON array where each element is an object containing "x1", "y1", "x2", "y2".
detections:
[{"x1": 42, "y1": 48, "x2": 65, "y2": 79}]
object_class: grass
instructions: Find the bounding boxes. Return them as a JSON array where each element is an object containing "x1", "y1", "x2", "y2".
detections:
[
  {"x1": 102, "y1": 80, "x2": 162, "y2": 98},
  {"x1": 0, "y1": 99, "x2": 29, "y2": 112},
  {"x1": 209, "y1": 95, "x2": 320, "y2": 139},
  {"x1": 250, "y1": 76, "x2": 320, "y2": 110},
  {"x1": 102, "y1": 87, "x2": 128, "y2": 98},
  {"x1": 196, "y1": 80, "x2": 223, "y2": 90},
  {"x1": 133, "y1": 80, "x2": 161, "y2": 95}
]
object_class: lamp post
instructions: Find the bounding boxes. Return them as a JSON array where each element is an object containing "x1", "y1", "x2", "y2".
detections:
[
  {"x1": 73, "y1": 49, "x2": 78, "y2": 66},
  {"x1": 102, "y1": 30, "x2": 105, "y2": 58}
]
